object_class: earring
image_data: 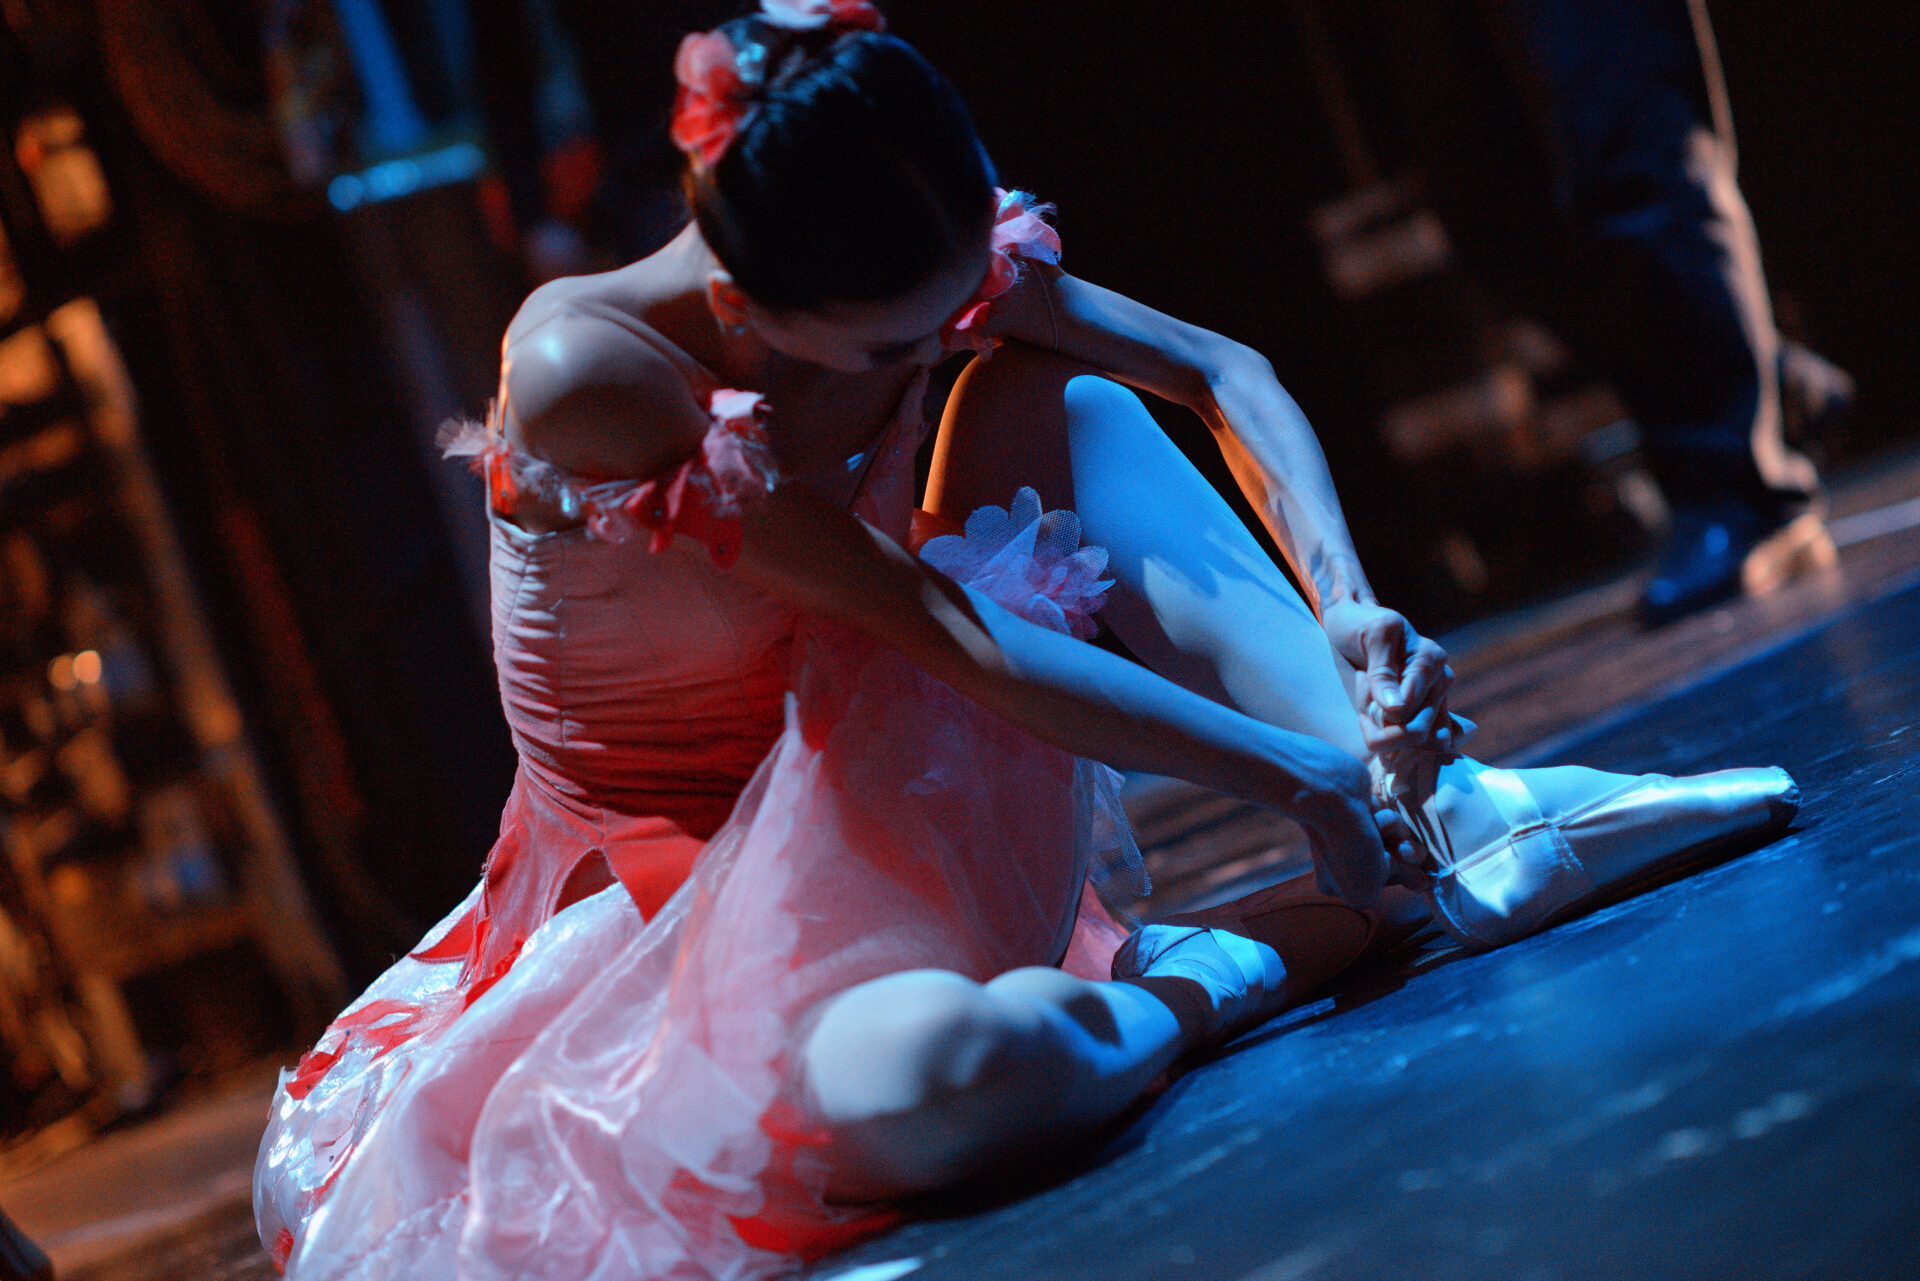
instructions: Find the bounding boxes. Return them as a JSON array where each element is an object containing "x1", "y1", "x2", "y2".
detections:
[{"x1": 729, "y1": 322, "x2": 748, "y2": 336}]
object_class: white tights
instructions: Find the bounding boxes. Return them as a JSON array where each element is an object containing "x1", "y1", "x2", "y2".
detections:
[{"x1": 801, "y1": 346, "x2": 1373, "y2": 1200}]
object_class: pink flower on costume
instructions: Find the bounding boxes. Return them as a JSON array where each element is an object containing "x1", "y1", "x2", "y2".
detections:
[
  {"x1": 919, "y1": 487, "x2": 1112, "y2": 640},
  {"x1": 607, "y1": 390, "x2": 776, "y2": 565},
  {"x1": 942, "y1": 188, "x2": 1064, "y2": 355},
  {"x1": 672, "y1": 3, "x2": 885, "y2": 167},
  {"x1": 759, "y1": 0, "x2": 886, "y2": 31},
  {"x1": 697, "y1": 390, "x2": 780, "y2": 519}
]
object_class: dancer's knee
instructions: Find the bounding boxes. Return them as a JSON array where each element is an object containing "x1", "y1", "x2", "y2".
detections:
[
  {"x1": 803, "y1": 970, "x2": 1031, "y2": 1126},
  {"x1": 932, "y1": 344, "x2": 1108, "y2": 515},
  {"x1": 949, "y1": 342, "x2": 1102, "y2": 414},
  {"x1": 801, "y1": 968, "x2": 1064, "y2": 1195},
  {"x1": 948, "y1": 348, "x2": 1139, "y2": 452}
]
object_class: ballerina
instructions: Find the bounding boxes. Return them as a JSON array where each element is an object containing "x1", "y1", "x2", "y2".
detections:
[{"x1": 255, "y1": 5, "x2": 1797, "y2": 1278}]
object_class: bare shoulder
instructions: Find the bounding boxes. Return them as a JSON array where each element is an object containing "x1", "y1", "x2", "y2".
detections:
[{"x1": 501, "y1": 273, "x2": 710, "y2": 480}]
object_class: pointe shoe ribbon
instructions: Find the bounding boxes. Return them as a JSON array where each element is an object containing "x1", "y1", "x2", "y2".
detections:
[
  {"x1": 1386, "y1": 755, "x2": 1590, "y2": 946},
  {"x1": 1386, "y1": 755, "x2": 1799, "y2": 950}
]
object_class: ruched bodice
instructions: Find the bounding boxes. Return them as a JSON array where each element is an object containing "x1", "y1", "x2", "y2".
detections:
[
  {"x1": 481, "y1": 356, "x2": 929, "y2": 852},
  {"x1": 491, "y1": 517, "x2": 797, "y2": 838}
]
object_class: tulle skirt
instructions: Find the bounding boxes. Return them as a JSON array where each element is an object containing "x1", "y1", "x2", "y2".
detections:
[{"x1": 256, "y1": 494, "x2": 1138, "y2": 1280}]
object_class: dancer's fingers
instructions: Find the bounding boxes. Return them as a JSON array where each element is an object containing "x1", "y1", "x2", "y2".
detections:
[
  {"x1": 1362, "y1": 707, "x2": 1479, "y2": 760},
  {"x1": 1325, "y1": 601, "x2": 1448, "y2": 733},
  {"x1": 1359, "y1": 714, "x2": 1411, "y2": 755},
  {"x1": 1363, "y1": 621, "x2": 1409, "y2": 719},
  {"x1": 1375, "y1": 808, "x2": 1418, "y2": 866},
  {"x1": 1360, "y1": 705, "x2": 1446, "y2": 755},
  {"x1": 1396, "y1": 643, "x2": 1452, "y2": 720}
]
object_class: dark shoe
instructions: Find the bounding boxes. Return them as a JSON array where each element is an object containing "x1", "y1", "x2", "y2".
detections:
[
  {"x1": 0, "y1": 1207, "x2": 52, "y2": 1281},
  {"x1": 1640, "y1": 495, "x2": 1768, "y2": 625},
  {"x1": 1638, "y1": 493, "x2": 1833, "y2": 627}
]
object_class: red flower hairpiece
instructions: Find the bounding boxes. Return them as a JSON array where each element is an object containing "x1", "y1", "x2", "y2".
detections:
[
  {"x1": 671, "y1": 1, "x2": 886, "y2": 169},
  {"x1": 671, "y1": 30, "x2": 751, "y2": 169}
]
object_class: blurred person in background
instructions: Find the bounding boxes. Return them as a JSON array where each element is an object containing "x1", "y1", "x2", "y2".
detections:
[{"x1": 1509, "y1": 0, "x2": 1848, "y2": 624}]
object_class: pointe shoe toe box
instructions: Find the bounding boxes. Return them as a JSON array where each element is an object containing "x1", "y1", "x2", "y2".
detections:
[
  {"x1": 1430, "y1": 764, "x2": 1800, "y2": 949},
  {"x1": 1559, "y1": 766, "x2": 1798, "y2": 868}
]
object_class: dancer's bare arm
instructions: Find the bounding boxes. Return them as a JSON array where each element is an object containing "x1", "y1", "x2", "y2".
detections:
[
  {"x1": 503, "y1": 314, "x2": 1390, "y2": 905},
  {"x1": 979, "y1": 267, "x2": 1457, "y2": 755}
]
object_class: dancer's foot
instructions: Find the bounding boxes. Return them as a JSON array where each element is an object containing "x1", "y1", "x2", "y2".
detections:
[
  {"x1": 1157, "y1": 875, "x2": 1428, "y2": 1000},
  {"x1": 1110, "y1": 924, "x2": 1288, "y2": 1044},
  {"x1": 1383, "y1": 754, "x2": 1799, "y2": 949},
  {"x1": 1111, "y1": 874, "x2": 1429, "y2": 1043}
]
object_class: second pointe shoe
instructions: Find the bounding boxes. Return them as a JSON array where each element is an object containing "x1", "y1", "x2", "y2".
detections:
[
  {"x1": 1110, "y1": 924, "x2": 1290, "y2": 1043},
  {"x1": 1111, "y1": 875, "x2": 1429, "y2": 1042},
  {"x1": 1155, "y1": 874, "x2": 1428, "y2": 1001},
  {"x1": 1383, "y1": 755, "x2": 1799, "y2": 950}
]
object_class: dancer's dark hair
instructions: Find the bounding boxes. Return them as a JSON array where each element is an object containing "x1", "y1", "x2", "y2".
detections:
[{"x1": 682, "y1": 19, "x2": 997, "y2": 312}]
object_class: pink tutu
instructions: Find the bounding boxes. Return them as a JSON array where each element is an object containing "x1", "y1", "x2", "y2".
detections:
[{"x1": 255, "y1": 488, "x2": 1139, "y2": 1280}]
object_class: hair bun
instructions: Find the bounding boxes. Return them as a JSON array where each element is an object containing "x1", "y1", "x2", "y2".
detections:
[{"x1": 671, "y1": 2, "x2": 887, "y2": 169}]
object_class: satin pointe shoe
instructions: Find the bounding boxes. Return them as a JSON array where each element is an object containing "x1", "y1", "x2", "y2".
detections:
[
  {"x1": 1383, "y1": 753, "x2": 1800, "y2": 950},
  {"x1": 1111, "y1": 875, "x2": 1428, "y2": 1041},
  {"x1": 1156, "y1": 874, "x2": 1428, "y2": 1000},
  {"x1": 1110, "y1": 924, "x2": 1289, "y2": 1043}
]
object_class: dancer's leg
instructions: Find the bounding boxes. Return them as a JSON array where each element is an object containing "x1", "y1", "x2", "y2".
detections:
[
  {"x1": 932, "y1": 345, "x2": 1797, "y2": 949},
  {"x1": 930, "y1": 345, "x2": 1365, "y2": 759},
  {"x1": 802, "y1": 954, "x2": 1284, "y2": 1200},
  {"x1": 834, "y1": 350, "x2": 1792, "y2": 1204},
  {"x1": 932, "y1": 347, "x2": 1419, "y2": 920}
]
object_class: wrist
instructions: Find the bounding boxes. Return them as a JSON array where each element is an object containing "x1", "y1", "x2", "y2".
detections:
[
  {"x1": 1263, "y1": 725, "x2": 1367, "y2": 806},
  {"x1": 1310, "y1": 551, "x2": 1376, "y2": 616}
]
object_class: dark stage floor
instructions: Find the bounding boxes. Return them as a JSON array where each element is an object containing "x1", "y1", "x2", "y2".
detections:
[{"x1": 806, "y1": 572, "x2": 1920, "y2": 1281}]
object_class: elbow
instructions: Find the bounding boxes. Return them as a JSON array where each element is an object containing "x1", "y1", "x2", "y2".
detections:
[
  {"x1": 1204, "y1": 339, "x2": 1274, "y2": 396},
  {"x1": 827, "y1": 559, "x2": 1011, "y2": 690},
  {"x1": 915, "y1": 575, "x2": 1016, "y2": 682}
]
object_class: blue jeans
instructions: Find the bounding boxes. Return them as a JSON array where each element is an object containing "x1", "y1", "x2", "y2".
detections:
[{"x1": 1511, "y1": 0, "x2": 1816, "y2": 504}]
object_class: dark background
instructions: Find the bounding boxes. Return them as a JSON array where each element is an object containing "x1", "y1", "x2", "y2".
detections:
[{"x1": 1, "y1": 0, "x2": 1913, "y2": 985}]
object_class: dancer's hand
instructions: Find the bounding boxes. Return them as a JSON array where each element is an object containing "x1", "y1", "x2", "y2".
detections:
[
  {"x1": 1374, "y1": 806, "x2": 1426, "y2": 885},
  {"x1": 1289, "y1": 742, "x2": 1391, "y2": 909},
  {"x1": 1321, "y1": 600, "x2": 1457, "y2": 756}
]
